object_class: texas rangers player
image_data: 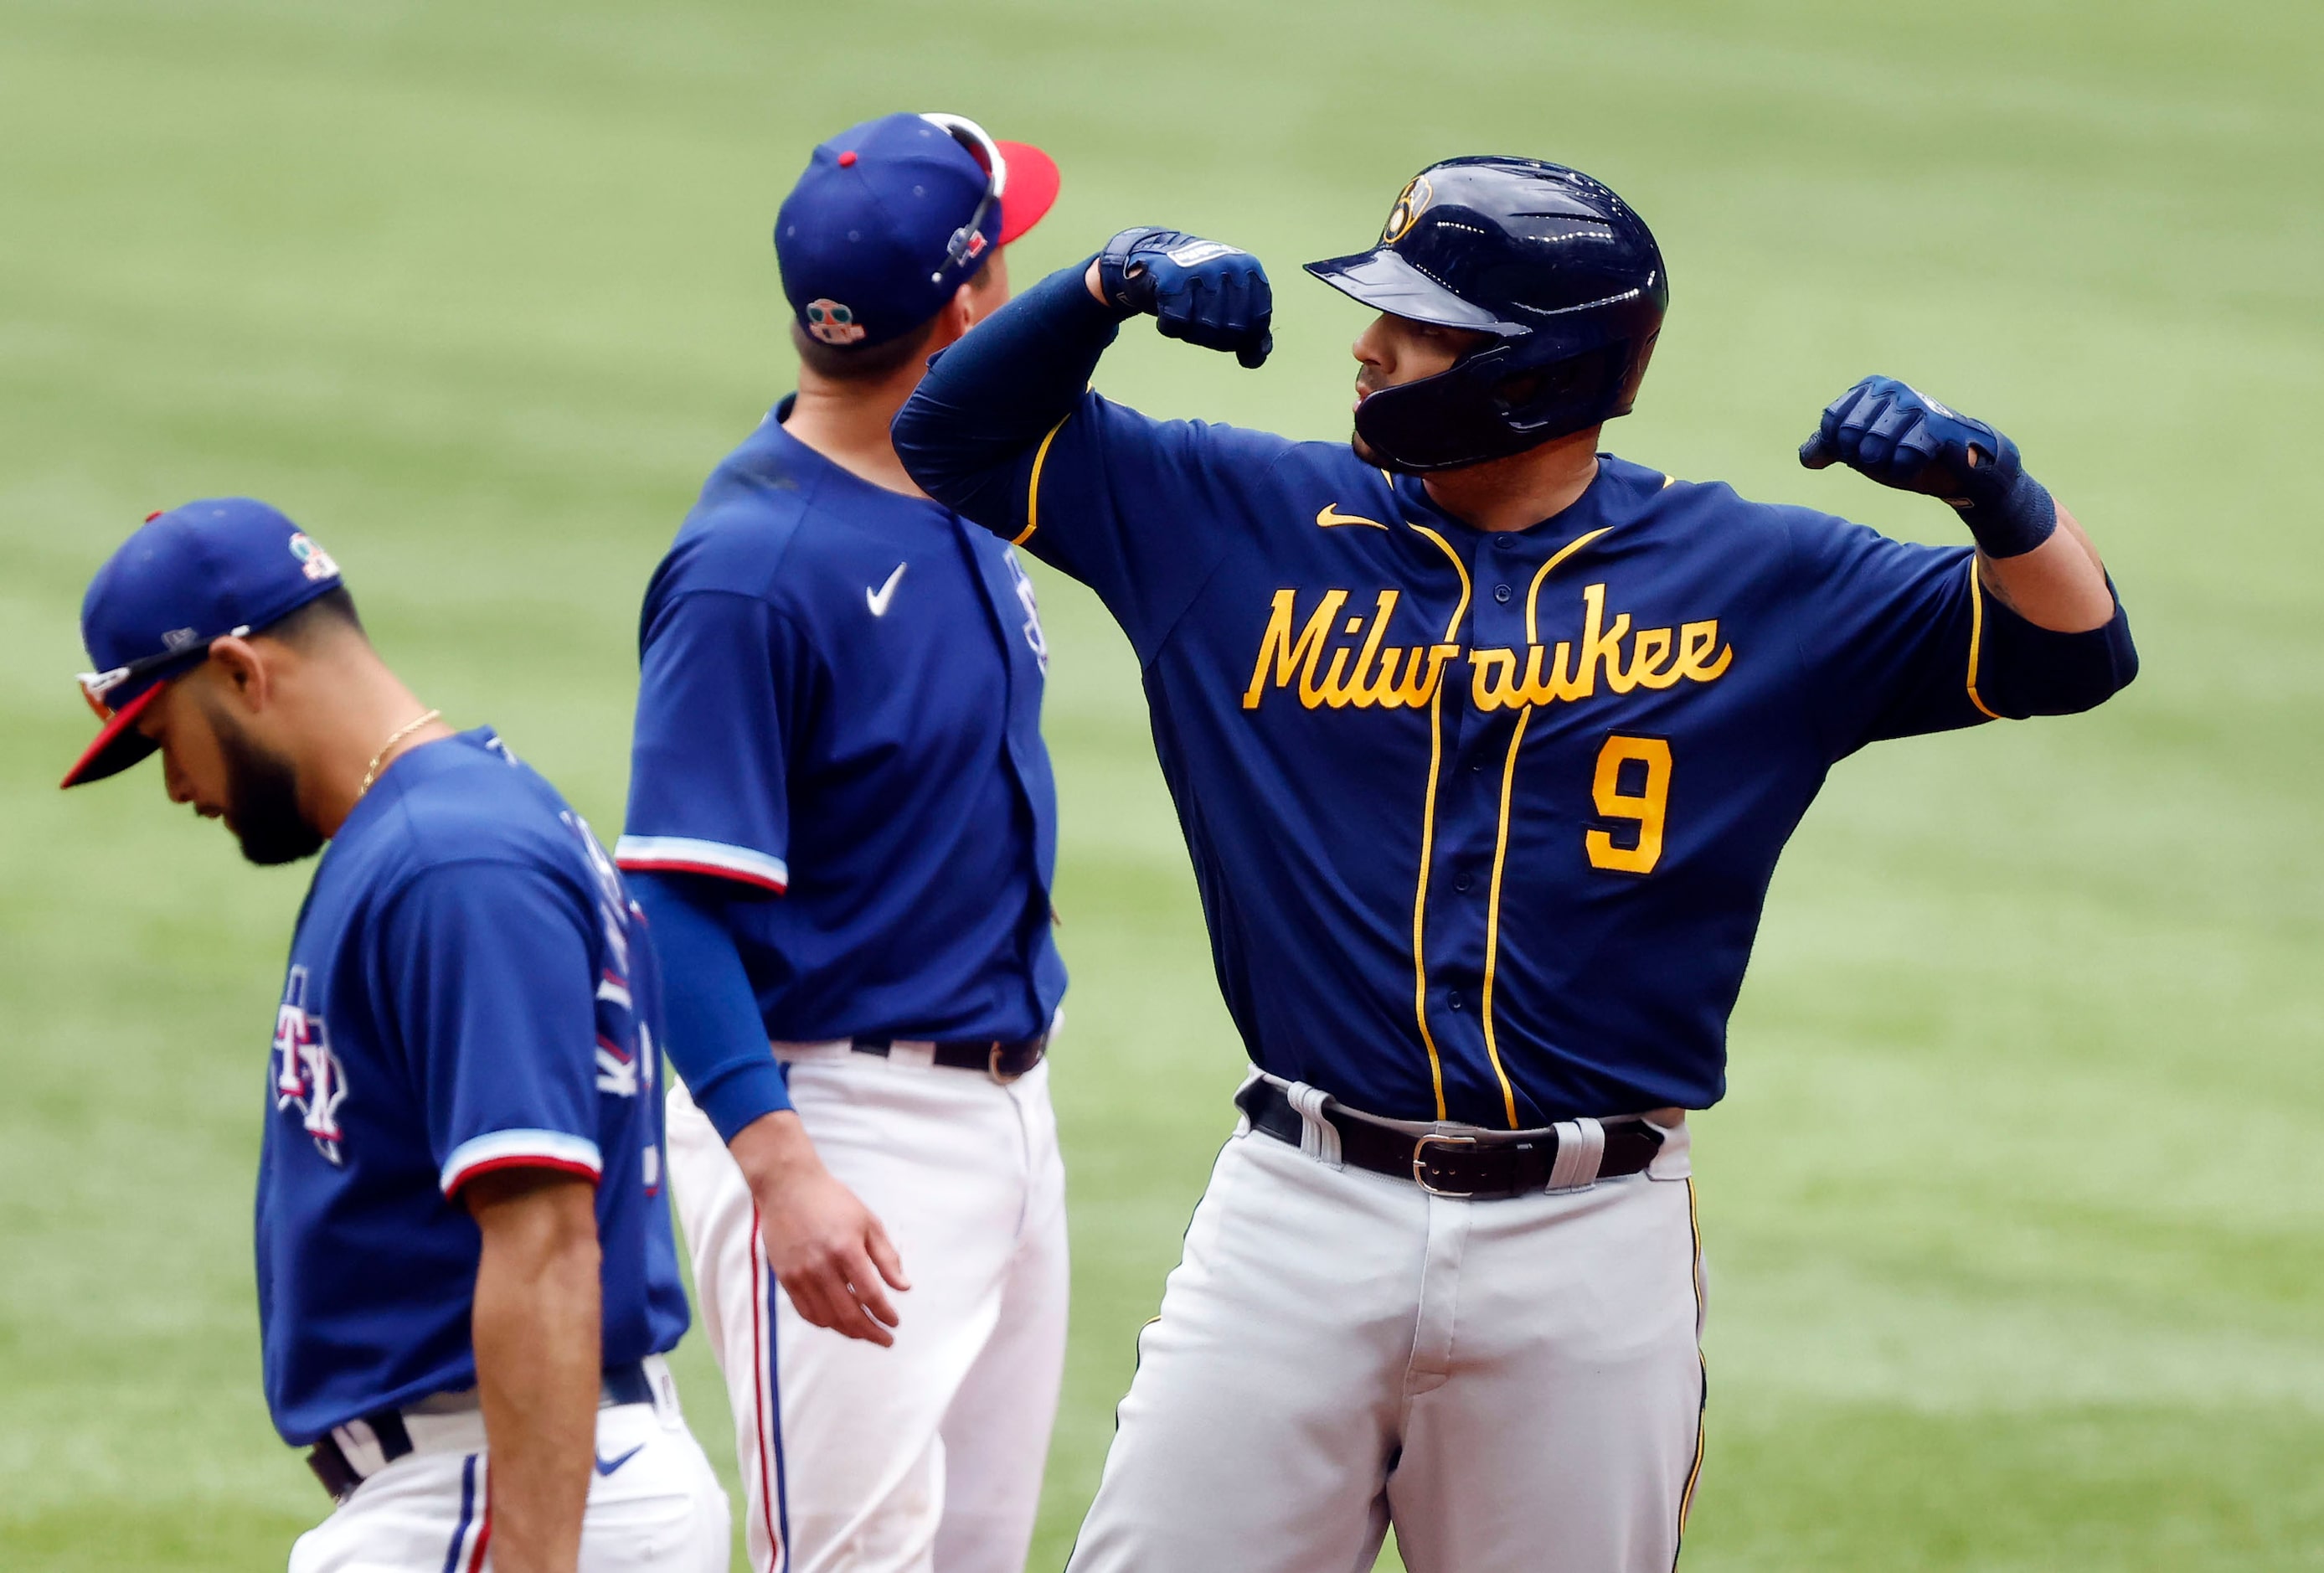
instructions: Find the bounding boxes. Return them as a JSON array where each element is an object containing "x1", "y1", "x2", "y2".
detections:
[
  {"x1": 614, "y1": 112, "x2": 1067, "y2": 1573},
  {"x1": 61, "y1": 499, "x2": 728, "y2": 1572},
  {"x1": 892, "y1": 157, "x2": 2139, "y2": 1571}
]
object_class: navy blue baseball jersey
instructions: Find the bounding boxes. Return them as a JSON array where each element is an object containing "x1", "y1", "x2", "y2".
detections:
[
  {"x1": 894, "y1": 275, "x2": 2071, "y2": 1129},
  {"x1": 257, "y1": 729, "x2": 689, "y2": 1445},
  {"x1": 616, "y1": 400, "x2": 1064, "y2": 1059}
]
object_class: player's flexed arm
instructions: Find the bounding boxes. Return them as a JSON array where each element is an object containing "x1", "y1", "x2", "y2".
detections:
[
  {"x1": 1800, "y1": 376, "x2": 2136, "y2": 719},
  {"x1": 894, "y1": 228, "x2": 1270, "y2": 493},
  {"x1": 892, "y1": 229, "x2": 1270, "y2": 538}
]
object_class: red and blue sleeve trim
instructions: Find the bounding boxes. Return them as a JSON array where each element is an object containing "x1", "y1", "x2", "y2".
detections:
[
  {"x1": 438, "y1": 1129, "x2": 604, "y2": 1197},
  {"x1": 613, "y1": 835, "x2": 788, "y2": 894}
]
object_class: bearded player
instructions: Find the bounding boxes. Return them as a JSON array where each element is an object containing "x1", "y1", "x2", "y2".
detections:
[
  {"x1": 61, "y1": 499, "x2": 728, "y2": 1571},
  {"x1": 892, "y1": 158, "x2": 2136, "y2": 1570},
  {"x1": 616, "y1": 112, "x2": 1068, "y2": 1573}
]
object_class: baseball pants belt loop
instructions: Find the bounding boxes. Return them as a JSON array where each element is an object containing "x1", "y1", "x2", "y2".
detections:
[
  {"x1": 776, "y1": 1033, "x2": 1048, "y2": 1083},
  {"x1": 1233, "y1": 1078, "x2": 1662, "y2": 1199},
  {"x1": 1283, "y1": 1080, "x2": 1343, "y2": 1168},
  {"x1": 1546, "y1": 1117, "x2": 1607, "y2": 1191},
  {"x1": 304, "y1": 1357, "x2": 666, "y2": 1503}
]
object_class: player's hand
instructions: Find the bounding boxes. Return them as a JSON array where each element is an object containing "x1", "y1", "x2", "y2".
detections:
[
  {"x1": 729, "y1": 1111, "x2": 910, "y2": 1347},
  {"x1": 1094, "y1": 228, "x2": 1273, "y2": 368},
  {"x1": 1799, "y1": 375, "x2": 2056, "y2": 557}
]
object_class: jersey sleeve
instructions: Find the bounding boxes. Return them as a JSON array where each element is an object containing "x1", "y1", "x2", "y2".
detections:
[
  {"x1": 616, "y1": 588, "x2": 809, "y2": 893},
  {"x1": 629, "y1": 869, "x2": 792, "y2": 1139},
  {"x1": 994, "y1": 393, "x2": 1299, "y2": 658},
  {"x1": 1783, "y1": 509, "x2": 1992, "y2": 759},
  {"x1": 377, "y1": 861, "x2": 605, "y2": 1197},
  {"x1": 894, "y1": 260, "x2": 1298, "y2": 659}
]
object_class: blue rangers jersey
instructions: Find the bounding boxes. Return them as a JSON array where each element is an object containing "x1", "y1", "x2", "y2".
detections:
[
  {"x1": 616, "y1": 398, "x2": 1064, "y2": 1067},
  {"x1": 258, "y1": 729, "x2": 689, "y2": 1444},
  {"x1": 895, "y1": 269, "x2": 2133, "y2": 1129}
]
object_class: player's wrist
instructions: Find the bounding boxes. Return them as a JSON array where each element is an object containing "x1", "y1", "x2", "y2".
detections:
[
  {"x1": 1956, "y1": 462, "x2": 2056, "y2": 560},
  {"x1": 727, "y1": 1108, "x2": 827, "y2": 1195},
  {"x1": 1094, "y1": 228, "x2": 1175, "y2": 317},
  {"x1": 692, "y1": 1056, "x2": 794, "y2": 1143}
]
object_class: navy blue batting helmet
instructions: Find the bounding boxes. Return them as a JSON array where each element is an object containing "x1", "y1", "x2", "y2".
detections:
[{"x1": 1306, "y1": 157, "x2": 1668, "y2": 473}]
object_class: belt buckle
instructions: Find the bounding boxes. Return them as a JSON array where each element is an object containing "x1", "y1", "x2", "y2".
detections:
[
  {"x1": 1411, "y1": 1132, "x2": 1478, "y2": 1197},
  {"x1": 987, "y1": 1041, "x2": 1023, "y2": 1086}
]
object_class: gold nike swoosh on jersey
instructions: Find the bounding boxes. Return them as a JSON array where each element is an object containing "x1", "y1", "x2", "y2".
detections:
[{"x1": 1315, "y1": 503, "x2": 1389, "y2": 529}]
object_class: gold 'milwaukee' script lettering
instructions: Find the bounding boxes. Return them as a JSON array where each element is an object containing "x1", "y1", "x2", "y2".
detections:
[
  {"x1": 1242, "y1": 584, "x2": 1733, "y2": 713},
  {"x1": 1242, "y1": 589, "x2": 1462, "y2": 710},
  {"x1": 1468, "y1": 583, "x2": 1732, "y2": 710}
]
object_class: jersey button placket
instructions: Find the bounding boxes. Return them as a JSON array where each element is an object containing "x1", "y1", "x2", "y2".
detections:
[{"x1": 1424, "y1": 530, "x2": 1528, "y2": 1103}]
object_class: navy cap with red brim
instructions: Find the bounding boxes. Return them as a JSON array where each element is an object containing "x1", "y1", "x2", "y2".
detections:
[
  {"x1": 996, "y1": 140, "x2": 1060, "y2": 245},
  {"x1": 776, "y1": 117, "x2": 1063, "y2": 353},
  {"x1": 64, "y1": 498, "x2": 346, "y2": 790},
  {"x1": 61, "y1": 673, "x2": 176, "y2": 788}
]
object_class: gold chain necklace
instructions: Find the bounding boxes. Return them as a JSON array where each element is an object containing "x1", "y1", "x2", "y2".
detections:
[{"x1": 358, "y1": 709, "x2": 443, "y2": 800}]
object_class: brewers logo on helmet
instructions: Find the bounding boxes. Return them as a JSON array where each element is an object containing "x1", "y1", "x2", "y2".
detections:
[{"x1": 1378, "y1": 174, "x2": 1430, "y2": 245}]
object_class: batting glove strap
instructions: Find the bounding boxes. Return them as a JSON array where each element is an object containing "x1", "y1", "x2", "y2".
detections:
[
  {"x1": 1800, "y1": 375, "x2": 2059, "y2": 559},
  {"x1": 1956, "y1": 464, "x2": 2057, "y2": 560},
  {"x1": 1095, "y1": 228, "x2": 1182, "y2": 317}
]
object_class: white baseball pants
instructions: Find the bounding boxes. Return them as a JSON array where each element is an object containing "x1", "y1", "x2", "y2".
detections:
[
  {"x1": 1068, "y1": 1102, "x2": 1705, "y2": 1573},
  {"x1": 666, "y1": 1051, "x2": 1069, "y2": 1573},
  {"x1": 286, "y1": 1357, "x2": 730, "y2": 1572}
]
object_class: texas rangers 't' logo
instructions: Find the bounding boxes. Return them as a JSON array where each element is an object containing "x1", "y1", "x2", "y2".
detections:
[
  {"x1": 1003, "y1": 547, "x2": 1049, "y2": 673},
  {"x1": 274, "y1": 966, "x2": 349, "y2": 1165}
]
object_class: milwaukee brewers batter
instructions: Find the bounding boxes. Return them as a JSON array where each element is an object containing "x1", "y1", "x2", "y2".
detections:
[
  {"x1": 892, "y1": 158, "x2": 2138, "y2": 1571},
  {"x1": 61, "y1": 499, "x2": 728, "y2": 1570}
]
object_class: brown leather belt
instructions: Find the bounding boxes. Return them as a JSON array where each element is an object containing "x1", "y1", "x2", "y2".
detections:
[
  {"x1": 849, "y1": 1033, "x2": 1046, "y2": 1083},
  {"x1": 1235, "y1": 1079, "x2": 1663, "y2": 1199}
]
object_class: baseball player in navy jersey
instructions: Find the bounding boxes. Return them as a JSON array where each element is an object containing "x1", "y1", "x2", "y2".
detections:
[
  {"x1": 892, "y1": 157, "x2": 2139, "y2": 1571},
  {"x1": 61, "y1": 499, "x2": 728, "y2": 1572},
  {"x1": 614, "y1": 112, "x2": 1068, "y2": 1573}
]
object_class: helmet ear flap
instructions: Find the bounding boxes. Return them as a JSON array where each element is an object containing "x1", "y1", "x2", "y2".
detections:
[
  {"x1": 1490, "y1": 348, "x2": 1606, "y2": 422},
  {"x1": 1356, "y1": 333, "x2": 1657, "y2": 472},
  {"x1": 1605, "y1": 330, "x2": 1661, "y2": 419}
]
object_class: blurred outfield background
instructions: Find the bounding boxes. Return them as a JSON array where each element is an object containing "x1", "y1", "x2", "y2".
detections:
[{"x1": 3, "y1": 2, "x2": 2320, "y2": 1568}]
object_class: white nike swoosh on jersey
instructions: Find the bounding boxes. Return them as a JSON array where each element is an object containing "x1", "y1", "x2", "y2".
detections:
[{"x1": 867, "y1": 562, "x2": 907, "y2": 616}]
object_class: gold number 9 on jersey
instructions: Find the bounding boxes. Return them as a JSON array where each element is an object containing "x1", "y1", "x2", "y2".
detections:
[{"x1": 1586, "y1": 735, "x2": 1672, "y2": 874}]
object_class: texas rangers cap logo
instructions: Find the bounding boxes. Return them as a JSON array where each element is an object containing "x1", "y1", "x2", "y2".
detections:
[
  {"x1": 1380, "y1": 174, "x2": 1432, "y2": 246},
  {"x1": 803, "y1": 298, "x2": 868, "y2": 345}
]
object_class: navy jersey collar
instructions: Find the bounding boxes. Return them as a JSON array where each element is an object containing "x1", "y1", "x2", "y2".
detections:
[
  {"x1": 1390, "y1": 452, "x2": 1660, "y2": 546},
  {"x1": 761, "y1": 395, "x2": 958, "y2": 523}
]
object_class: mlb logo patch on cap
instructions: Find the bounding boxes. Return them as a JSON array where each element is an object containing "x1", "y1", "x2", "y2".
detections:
[{"x1": 803, "y1": 299, "x2": 867, "y2": 345}]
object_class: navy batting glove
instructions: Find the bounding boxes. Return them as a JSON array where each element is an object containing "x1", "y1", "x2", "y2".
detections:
[
  {"x1": 1096, "y1": 228, "x2": 1273, "y2": 369},
  {"x1": 1799, "y1": 375, "x2": 2057, "y2": 558}
]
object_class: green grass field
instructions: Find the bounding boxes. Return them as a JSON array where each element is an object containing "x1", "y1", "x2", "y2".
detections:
[{"x1": 4, "y1": 2, "x2": 2320, "y2": 1568}]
